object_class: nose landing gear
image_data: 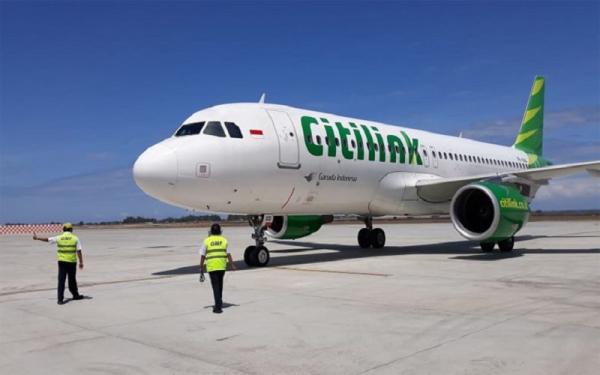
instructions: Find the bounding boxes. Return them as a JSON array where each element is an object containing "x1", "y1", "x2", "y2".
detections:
[
  {"x1": 357, "y1": 216, "x2": 386, "y2": 249},
  {"x1": 244, "y1": 215, "x2": 270, "y2": 267}
]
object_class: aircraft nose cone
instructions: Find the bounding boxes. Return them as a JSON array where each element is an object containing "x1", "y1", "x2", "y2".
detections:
[{"x1": 133, "y1": 144, "x2": 177, "y2": 197}]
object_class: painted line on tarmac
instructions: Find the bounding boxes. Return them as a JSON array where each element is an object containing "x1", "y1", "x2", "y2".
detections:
[
  {"x1": 0, "y1": 275, "x2": 175, "y2": 297},
  {"x1": 274, "y1": 266, "x2": 390, "y2": 277}
]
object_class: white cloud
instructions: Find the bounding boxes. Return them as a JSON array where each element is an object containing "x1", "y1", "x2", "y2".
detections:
[
  {"x1": 463, "y1": 106, "x2": 599, "y2": 141},
  {"x1": 0, "y1": 168, "x2": 185, "y2": 223},
  {"x1": 532, "y1": 175, "x2": 600, "y2": 210}
]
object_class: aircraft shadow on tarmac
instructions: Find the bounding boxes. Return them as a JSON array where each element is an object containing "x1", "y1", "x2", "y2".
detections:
[{"x1": 152, "y1": 236, "x2": 599, "y2": 276}]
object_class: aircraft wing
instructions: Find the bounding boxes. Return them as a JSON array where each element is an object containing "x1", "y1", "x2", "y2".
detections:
[{"x1": 415, "y1": 160, "x2": 600, "y2": 203}]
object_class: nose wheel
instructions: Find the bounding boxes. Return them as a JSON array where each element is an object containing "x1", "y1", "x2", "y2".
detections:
[
  {"x1": 357, "y1": 217, "x2": 386, "y2": 249},
  {"x1": 245, "y1": 215, "x2": 271, "y2": 267},
  {"x1": 244, "y1": 245, "x2": 270, "y2": 267}
]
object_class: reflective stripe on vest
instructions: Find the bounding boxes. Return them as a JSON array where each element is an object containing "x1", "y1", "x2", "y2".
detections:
[
  {"x1": 57, "y1": 232, "x2": 78, "y2": 263},
  {"x1": 204, "y1": 235, "x2": 228, "y2": 272}
]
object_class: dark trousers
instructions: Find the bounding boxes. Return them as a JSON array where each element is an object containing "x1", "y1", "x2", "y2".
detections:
[
  {"x1": 209, "y1": 270, "x2": 225, "y2": 309},
  {"x1": 57, "y1": 261, "x2": 79, "y2": 302}
]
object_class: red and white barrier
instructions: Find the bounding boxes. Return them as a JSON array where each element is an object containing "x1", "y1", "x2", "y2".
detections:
[{"x1": 0, "y1": 224, "x2": 63, "y2": 235}]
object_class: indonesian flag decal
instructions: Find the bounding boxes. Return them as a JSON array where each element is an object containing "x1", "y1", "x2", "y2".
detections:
[{"x1": 250, "y1": 129, "x2": 264, "y2": 138}]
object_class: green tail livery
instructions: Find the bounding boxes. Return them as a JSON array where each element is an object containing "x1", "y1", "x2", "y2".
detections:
[{"x1": 512, "y1": 75, "x2": 551, "y2": 168}]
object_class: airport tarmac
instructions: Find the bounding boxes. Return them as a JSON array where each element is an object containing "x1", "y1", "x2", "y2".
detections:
[{"x1": 1, "y1": 221, "x2": 599, "y2": 375}]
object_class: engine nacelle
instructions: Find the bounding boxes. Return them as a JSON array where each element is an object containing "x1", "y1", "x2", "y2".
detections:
[
  {"x1": 450, "y1": 182, "x2": 530, "y2": 242},
  {"x1": 265, "y1": 215, "x2": 333, "y2": 240}
]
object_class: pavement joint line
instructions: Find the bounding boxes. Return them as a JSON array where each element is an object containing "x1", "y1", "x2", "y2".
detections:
[
  {"x1": 288, "y1": 291, "x2": 475, "y2": 317},
  {"x1": 13, "y1": 305, "x2": 254, "y2": 375},
  {"x1": 273, "y1": 266, "x2": 391, "y2": 277},
  {"x1": 0, "y1": 275, "x2": 177, "y2": 297},
  {"x1": 97, "y1": 308, "x2": 207, "y2": 330},
  {"x1": 25, "y1": 334, "x2": 107, "y2": 354},
  {"x1": 356, "y1": 300, "x2": 557, "y2": 374}
]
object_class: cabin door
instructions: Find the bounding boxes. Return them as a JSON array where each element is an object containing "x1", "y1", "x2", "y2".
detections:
[{"x1": 266, "y1": 110, "x2": 301, "y2": 169}]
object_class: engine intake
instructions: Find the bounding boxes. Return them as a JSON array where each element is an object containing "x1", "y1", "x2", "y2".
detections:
[{"x1": 451, "y1": 182, "x2": 529, "y2": 242}]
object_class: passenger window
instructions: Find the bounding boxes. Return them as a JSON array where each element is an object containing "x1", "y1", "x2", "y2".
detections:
[
  {"x1": 449, "y1": 153, "x2": 454, "y2": 160},
  {"x1": 374, "y1": 143, "x2": 379, "y2": 151},
  {"x1": 175, "y1": 122, "x2": 205, "y2": 137},
  {"x1": 203, "y1": 121, "x2": 226, "y2": 137},
  {"x1": 316, "y1": 135, "x2": 322, "y2": 145},
  {"x1": 432, "y1": 151, "x2": 436, "y2": 158},
  {"x1": 351, "y1": 140, "x2": 356, "y2": 148},
  {"x1": 306, "y1": 136, "x2": 313, "y2": 144},
  {"x1": 335, "y1": 138, "x2": 340, "y2": 147},
  {"x1": 224, "y1": 122, "x2": 243, "y2": 138}
]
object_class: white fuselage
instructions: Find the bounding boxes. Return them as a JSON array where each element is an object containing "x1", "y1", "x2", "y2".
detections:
[{"x1": 133, "y1": 103, "x2": 529, "y2": 216}]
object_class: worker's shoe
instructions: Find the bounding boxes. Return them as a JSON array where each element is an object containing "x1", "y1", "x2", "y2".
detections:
[
  {"x1": 212, "y1": 307, "x2": 222, "y2": 314},
  {"x1": 57, "y1": 300, "x2": 65, "y2": 305},
  {"x1": 72, "y1": 295, "x2": 85, "y2": 300}
]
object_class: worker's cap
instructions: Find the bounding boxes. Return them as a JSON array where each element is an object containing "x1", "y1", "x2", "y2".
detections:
[{"x1": 63, "y1": 222, "x2": 73, "y2": 230}]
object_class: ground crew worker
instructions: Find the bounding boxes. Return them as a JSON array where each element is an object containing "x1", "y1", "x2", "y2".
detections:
[
  {"x1": 199, "y1": 223, "x2": 236, "y2": 314},
  {"x1": 33, "y1": 223, "x2": 85, "y2": 305}
]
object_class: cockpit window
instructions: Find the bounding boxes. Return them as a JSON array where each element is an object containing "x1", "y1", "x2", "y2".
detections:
[
  {"x1": 224, "y1": 122, "x2": 243, "y2": 138},
  {"x1": 203, "y1": 121, "x2": 226, "y2": 137},
  {"x1": 175, "y1": 122, "x2": 205, "y2": 137}
]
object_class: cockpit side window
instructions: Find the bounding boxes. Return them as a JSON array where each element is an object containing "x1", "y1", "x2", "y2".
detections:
[
  {"x1": 203, "y1": 121, "x2": 226, "y2": 137},
  {"x1": 224, "y1": 122, "x2": 243, "y2": 138},
  {"x1": 175, "y1": 122, "x2": 205, "y2": 137}
]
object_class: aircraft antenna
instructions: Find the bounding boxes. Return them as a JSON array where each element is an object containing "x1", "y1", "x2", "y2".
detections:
[{"x1": 259, "y1": 93, "x2": 266, "y2": 103}]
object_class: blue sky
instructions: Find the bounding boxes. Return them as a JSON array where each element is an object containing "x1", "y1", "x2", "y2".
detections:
[{"x1": 1, "y1": 1, "x2": 598, "y2": 223}]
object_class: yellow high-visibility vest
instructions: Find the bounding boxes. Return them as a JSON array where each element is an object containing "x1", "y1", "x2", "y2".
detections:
[
  {"x1": 204, "y1": 235, "x2": 228, "y2": 272},
  {"x1": 57, "y1": 232, "x2": 78, "y2": 263}
]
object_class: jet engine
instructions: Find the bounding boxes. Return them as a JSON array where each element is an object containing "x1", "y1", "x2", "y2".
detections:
[
  {"x1": 450, "y1": 181, "x2": 530, "y2": 242},
  {"x1": 265, "y1": 215, "x2": 333, "y2": 239}
]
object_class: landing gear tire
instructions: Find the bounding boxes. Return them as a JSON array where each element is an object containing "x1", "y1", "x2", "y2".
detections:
[
  {"x1": 255, "y1": 246, "x2": 270, "y2": 267},
  {"x1": 358, "y1": 228, "x2": 371, "y2": 248},
  {"x1": 498, "y1": 237, "x2": 515, "y2": 252},
  {"x1": 244, "y1": 245, "x2": 270, "y2": 267},
  {"x1": 370, "y1": 228, "x2": 386, "y2": 249},
  {"x1": 480, "y1": 242, "x2": 495, "y2": 252},
  {"x1": 244, "y1": 246, "x2": 257, "y2": 266}
]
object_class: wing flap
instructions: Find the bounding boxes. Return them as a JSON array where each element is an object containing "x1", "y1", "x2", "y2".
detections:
[{"x1": 416, "y1": 160, "x2": 600, "y2": 203}]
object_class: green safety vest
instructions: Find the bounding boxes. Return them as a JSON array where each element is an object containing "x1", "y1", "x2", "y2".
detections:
[
  {"x1": 204, "y1": 235, "x2": 228, "y2": 272},
  {"x1": 57, "y1": 232, "x2": 79, "y2": 263}
]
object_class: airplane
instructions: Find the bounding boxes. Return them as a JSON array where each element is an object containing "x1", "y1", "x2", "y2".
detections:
[{"x1": 133, "y1": 76, "x2": 600, "y2": 267}]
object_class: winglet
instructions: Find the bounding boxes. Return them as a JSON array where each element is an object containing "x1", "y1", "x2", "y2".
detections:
[
  {"x1": 513, "y1": 76, "x2": 544, "y2": 156},
  {"x1": 259, "y1": 93, "x2": 266, "y2": 104}
]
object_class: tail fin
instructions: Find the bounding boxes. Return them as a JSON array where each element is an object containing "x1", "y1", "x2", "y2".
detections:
[{"x1": 513, "y1": 76, "x2": 544, "y2": 156}]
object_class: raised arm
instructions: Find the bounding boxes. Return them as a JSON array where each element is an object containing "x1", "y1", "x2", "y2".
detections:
[{"x1": 32, "y1": 232, "x2": 49, "y2": 242}]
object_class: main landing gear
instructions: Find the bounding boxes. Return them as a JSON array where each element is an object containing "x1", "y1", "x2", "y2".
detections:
[
  {"x1": 480, "y1": 236, "x2": 515, "y2": 252},
  {"x1": 244, "y1": 215, "x2": 270, "y2": 267},
  {"x1": 357, "y1": 216, "x2": 386, "y2": 249}
]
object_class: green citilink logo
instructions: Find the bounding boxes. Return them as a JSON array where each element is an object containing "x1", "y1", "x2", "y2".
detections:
[{"x1": 301, "y1": 116, "x2": 423, "y2": 165}]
